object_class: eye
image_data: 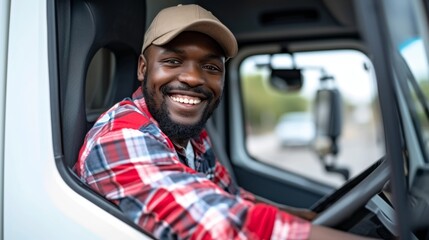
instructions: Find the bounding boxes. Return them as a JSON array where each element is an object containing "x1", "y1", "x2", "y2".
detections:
[
  {"x1": 203, "y1": 64, "x2": 222, "y2": 73},
  {"x1": 162, "y1": 58, "x2": 181, "y2": 65}
]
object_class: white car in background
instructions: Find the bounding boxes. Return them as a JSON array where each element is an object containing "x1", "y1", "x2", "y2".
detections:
[{"x1": 275, "y1": 112, "x2": 315, "y2": 147}]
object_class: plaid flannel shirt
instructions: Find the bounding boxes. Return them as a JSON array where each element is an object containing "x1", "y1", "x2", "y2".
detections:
[{"x1": 75, "y1": 87, "x2": 310, "y2": 239}]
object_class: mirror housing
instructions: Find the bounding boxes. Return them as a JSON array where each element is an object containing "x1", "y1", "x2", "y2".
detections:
[
  {"x1": 314, "y1": 88, "x2": 342, "y2": 142},
  {"x1": 269, "y1": 68, "x2": 303, "y2": 92},
  {"x1": 313, "y1": 87, "x2": 349, "y2": 180}
]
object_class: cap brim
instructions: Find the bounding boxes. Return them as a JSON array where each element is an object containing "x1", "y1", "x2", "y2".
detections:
[{"x1": 152, "y1": 19, "x2": 237, "y2": 58}]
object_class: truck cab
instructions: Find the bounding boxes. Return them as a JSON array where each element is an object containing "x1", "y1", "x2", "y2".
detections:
[{"x1": 1, "y1": 0, "x2": 428, "y2": 239}]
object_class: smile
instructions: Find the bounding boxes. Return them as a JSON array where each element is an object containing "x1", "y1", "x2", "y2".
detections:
[{"x1": 170, "y1": 94, "x2": 202, "y2": 105}]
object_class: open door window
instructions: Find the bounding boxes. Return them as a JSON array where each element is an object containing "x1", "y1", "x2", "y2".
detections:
[{"x1": 238, "y1": 48, "x2": 385, "y2": 188}]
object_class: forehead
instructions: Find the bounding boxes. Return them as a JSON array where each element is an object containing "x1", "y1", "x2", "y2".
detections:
[{"x1": 148, "y1": 31, "x2": 226, "y2": 59}]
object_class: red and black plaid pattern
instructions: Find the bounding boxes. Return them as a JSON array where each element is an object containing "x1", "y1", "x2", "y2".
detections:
[{"x1": 75, "y1": 87, "x2": 310, "y2": 239}]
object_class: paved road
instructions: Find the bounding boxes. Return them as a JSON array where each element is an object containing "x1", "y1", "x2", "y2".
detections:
[{"x1": 247, "y1": 123, "x2": 384, "y2": 187}]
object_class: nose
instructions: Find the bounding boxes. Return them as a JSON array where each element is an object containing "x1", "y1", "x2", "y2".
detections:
[{"x1": 178, "y1": 63, "x2": 204, "y2": 87}]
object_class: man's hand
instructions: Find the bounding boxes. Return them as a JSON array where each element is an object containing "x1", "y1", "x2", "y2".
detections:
[
  {"x1": 253, "y1": 195, "x2": 317, "y2": 221},
  {"x1": 278, "y1": 205, "x2": 317, "y2": 221}
]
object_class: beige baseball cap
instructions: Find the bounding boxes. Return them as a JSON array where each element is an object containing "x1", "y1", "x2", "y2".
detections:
[{"x1": 142, "y1": 4, "x2": 238, "y2": 58}]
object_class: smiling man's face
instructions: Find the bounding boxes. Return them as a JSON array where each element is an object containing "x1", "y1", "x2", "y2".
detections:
[{"x1": 138, "y1": 31, "x2": 226, "y2": 146}]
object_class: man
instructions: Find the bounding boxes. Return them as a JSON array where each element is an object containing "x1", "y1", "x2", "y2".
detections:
[{"x1": 75, "y1": 4, "x2": 375, "y2": 240}]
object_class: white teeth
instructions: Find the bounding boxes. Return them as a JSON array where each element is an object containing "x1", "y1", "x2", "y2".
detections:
[{"x1": 171, "y1": 96, "x2": 201, "y2": 105}]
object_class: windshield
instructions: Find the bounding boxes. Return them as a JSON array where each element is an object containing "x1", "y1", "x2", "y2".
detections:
[
  {"x1": 384, "y1": 0, "x2": 429, "y2": 162},
  {"x1": 400, "y1": 39, "x2": 429, "y2": 160}
]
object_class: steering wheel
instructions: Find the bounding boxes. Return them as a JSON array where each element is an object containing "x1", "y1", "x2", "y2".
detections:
[{"x1": 311, "y1": 157, "x2": 390, "y2": 226}]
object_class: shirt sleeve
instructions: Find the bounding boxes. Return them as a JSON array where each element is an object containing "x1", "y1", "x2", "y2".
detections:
[
  {"x1": 212, "y1": 160, "x2": 256, "y2": 202},
  {"x1": 79, "y1": 127, "x2": 311, "y2": 240}
]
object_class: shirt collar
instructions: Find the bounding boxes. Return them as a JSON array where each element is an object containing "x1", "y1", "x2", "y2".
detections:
[{"x1": 132, "y1": 86, "x2": 159, "y2": 127}]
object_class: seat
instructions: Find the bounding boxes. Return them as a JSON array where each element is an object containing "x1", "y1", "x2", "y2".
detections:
[{"x1": 59, "y1": 0, "x2": 145, "y2": 168}]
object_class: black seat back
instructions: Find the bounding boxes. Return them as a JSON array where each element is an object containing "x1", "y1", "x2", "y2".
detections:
[{"x1": 59, "y1": 0, "x2": 145, "y2": 168}]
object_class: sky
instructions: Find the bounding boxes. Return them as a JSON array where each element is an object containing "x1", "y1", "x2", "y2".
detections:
[{"x1": 400, "y1": 38, "x2": 429, "y2": 80}]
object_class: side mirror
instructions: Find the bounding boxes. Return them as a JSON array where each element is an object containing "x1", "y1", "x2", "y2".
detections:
[
  {"x1": 269, "y1": 68, "x2": 303, "y2": 92},
  {"x1": 314, "y1": 88, "x2": 342, "y2": 143},
  {"x1": 313, "y1": 88, "x2": 350, "y2": 180}
]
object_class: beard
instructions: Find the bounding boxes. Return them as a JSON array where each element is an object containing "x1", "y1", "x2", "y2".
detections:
[{"x1": 142, "y1": 76, "x2": 221, "y2": 142}]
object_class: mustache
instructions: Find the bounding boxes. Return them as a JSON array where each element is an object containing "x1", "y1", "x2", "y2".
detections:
[{"x1": 161, "y1": 84, "x2": 213, "y2": 100}]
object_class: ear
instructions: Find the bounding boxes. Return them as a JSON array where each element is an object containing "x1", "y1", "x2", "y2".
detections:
[{"x1": 137, "y1": 54, "x2": 147, "y2": 82}]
